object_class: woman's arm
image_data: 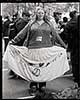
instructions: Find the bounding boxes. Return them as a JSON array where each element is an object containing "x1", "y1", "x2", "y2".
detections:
[
  {"x1": 51, "y1": 23, "x2": 67, "y2": 49},
  {"x1": 10, "y1": 22, "x2": 30, "y2": 45}
]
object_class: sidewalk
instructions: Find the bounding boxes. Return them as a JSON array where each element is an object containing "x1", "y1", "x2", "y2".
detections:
[{"x1": 2, "y1": 68, "x2": 75, "y2": 99}]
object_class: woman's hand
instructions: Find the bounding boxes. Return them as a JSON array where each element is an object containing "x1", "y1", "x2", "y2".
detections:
[
  {"x1": 55, "y1": 42, "x2": 68, "y2": 49},
  {"x1": 64, "y1": 44, "x2": 68, "y2": 49},
  {"x1": 8, "y1": 39, "x2": 16, "y2": 45},
  {"x1": 8, "y1": 41, "x2": 13, "y2": 45}
]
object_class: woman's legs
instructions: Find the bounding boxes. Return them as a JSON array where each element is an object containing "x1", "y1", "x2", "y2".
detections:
[
  {"x1": 30, "y1": 82, "x2": 38, "y2": 89},
  {"x1": 29, "y1": 82, "x2": 38, "y2": 96},
  {"x1": 29, "y1": 82, "x2": 46, "y2": 95}
]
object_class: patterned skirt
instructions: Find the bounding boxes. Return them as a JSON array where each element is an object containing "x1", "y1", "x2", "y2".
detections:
[{"x1": 3, "y1": 44, "x2": 70, "y2": 82}]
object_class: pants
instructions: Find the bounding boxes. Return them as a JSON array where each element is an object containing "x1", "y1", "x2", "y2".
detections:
[
  {"x1": 30, "y1": 82, "x2": 46, "y2": 89},
  {"x1": 71, "y1": 49, "x2": 79, "y2": 85},
  {"x1": 3, "y1": 37, "x2": 9, "y2": 51}
]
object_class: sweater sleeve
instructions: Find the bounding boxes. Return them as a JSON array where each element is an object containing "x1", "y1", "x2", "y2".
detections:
[
  {"x1": 55, "y1": 32, "x2": 67, "y2": 48},
  {"x1": 51, "y1": 22, "x2": 67, "y2": 48},
  {"x1": 11, "y1": 22, "x2": 30, "y2": 45}
]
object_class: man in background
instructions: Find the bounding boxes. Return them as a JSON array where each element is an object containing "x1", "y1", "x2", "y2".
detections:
[
  {"x1": 8, "y1": 11, "x2": 31, "y2": 78},
  {"x1": 63, "y1": 10, "x2": 79, "y2": 87},
  {"x1": 9, "y1": 11, "x2": 30, "y2": 44}
]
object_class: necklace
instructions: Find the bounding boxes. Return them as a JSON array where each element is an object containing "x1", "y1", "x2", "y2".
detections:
[{"x1": 37, "y1": 20, "x2": 44, "y2": 26}]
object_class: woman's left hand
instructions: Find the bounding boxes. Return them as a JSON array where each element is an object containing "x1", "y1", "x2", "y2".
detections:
[{"x1": 64, "y1": 44, "x2": 68, "y2": 49}]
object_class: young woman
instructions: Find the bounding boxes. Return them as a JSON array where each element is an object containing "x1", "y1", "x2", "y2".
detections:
[{"x1": 3, "y1": 6, "x2": 69, "y2": 95}]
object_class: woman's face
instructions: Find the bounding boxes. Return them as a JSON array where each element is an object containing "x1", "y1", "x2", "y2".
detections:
[{"x1": 37, "y1": 9, "x2": 45, "y2": 20}]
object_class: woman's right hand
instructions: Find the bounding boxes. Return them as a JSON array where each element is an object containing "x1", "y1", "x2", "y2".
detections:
[
  {"x1": 8, "y1": 41, "x2": 13, "y2": 45},
  {"x1": 8, "y1": 39, "x2": 15, "y2": 45},
  {"x1": 64, "y1": 44, "x2": 68, "y2": 49}
]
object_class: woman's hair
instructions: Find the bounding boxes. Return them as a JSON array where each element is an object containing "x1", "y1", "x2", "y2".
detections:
[
  {"x1": 29, "y1": 6, "x2": 55, "y2": 36},
  {"x1": 35, "y1": 6, "x2": 46, "y2": 21},
  {"x1": 35, "y1": 14, "x2": 47, "y2": 21}
]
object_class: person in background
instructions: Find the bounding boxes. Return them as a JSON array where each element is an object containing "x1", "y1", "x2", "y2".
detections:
[
  {"x1": 59, "y1": 17, "x2": 68, "y2": 44},
  {"x1": 15, "y1": 11, "x2": 30, "y2": 34},
  {"x1": 8, "y1": 11, "x2": 31, "y2": 78},
  {"x1": 53, "y1": 12, "x2": 62, "y2": 34},
  {"x1": 59, "y1": 17, "x2": 68, "y2": 30},
  {"x1": 9, "y1": 11, "x2": 30, "y2": 42},
  {"x1": 53, "y1": 12, "x2": 62, "y2": 24},
  {"x1": 8, "y1": 12, "x2": 20, "y2": 41},
  {"x1": 2, "y1": 16, "x2": 11, "y2": 51},
  {"x1": 78, "y1": 14, "x2": 80, "y2": 86},
  {"x1": 12, "y1": 12, "x2": 19, "y2": 23},
  {"x1": 62, "y1": 10, "x2": 79, "y2": 87},
  {"x1": 63, "y1": 17, "x2": 68, "y2": 26}
]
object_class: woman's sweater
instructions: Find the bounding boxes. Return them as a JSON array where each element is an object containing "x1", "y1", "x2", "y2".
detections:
[
  {"x1": 27, "y1": 22, "x2": 53, "y2": 49},
  {"x1": 12, "y1": 21, "x2": 54, "y2": 49}
]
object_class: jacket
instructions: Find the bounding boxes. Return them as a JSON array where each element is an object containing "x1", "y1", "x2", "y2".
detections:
[{"x1": 63, "y1": 16, "x2": 78, "y2": 50}]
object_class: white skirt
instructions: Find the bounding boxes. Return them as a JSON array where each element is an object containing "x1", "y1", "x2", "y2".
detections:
[{"x1": 3, "y1": 44, "x2": 70, "y2": 82}]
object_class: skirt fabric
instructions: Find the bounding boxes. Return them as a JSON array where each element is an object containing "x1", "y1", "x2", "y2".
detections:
[
  {"x1": 3, "y1": 44, "x2": 70, "y2": 82},
  {"x1": 2, "y1": 38, "x2": 5, "y2": 55}
]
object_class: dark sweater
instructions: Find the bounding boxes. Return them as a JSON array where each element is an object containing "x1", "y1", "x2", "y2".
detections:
[
  {"x1": 63, "y1": 16, "x2": 78, "y2": 50},
  {"x1": 27, "y1": 22, "x2": 53, "y2": 49},
  {"x1": 12, "y1": 21, "x2": 54, "y2": 49},
  {"x1": 12, "y1": 20, "x2": 66, "y2": 49}
]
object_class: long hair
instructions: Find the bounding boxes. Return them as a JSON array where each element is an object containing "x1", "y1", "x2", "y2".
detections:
[
  {"x1": 31, "y1": 6, "x2": 52, "y2": 27},
  {"x1": 30, "y1": 13, "x2": 52, "y2": 30}
]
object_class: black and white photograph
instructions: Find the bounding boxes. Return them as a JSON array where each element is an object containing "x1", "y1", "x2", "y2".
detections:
[{"x1": 2, "y1": 2, "x2": 80, "y2": 99}]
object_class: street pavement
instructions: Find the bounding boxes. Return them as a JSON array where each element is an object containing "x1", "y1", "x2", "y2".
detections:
[{"x1": 2, "y1": 60, "x2": 75, "y2": 99}]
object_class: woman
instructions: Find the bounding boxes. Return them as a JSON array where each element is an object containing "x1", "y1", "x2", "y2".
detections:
[{"x1": 3, "y1": 7, "x2": 69, "y2": 95}]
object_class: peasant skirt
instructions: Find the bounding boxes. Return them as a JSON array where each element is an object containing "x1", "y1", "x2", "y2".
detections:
[{"x1": 3, "y1": 44, "x2": 70, "y2": 82}]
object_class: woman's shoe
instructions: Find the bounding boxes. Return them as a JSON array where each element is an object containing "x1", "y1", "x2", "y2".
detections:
[
  {"x1": 39, "y1": 86, "x2": 46, "y2": 92},
  {"x1": 39, "y1": 82, "x2": 46, "y2": 92},
  {"x1": 29, "y1": 85, "x2": 37, "y2": 96}
]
